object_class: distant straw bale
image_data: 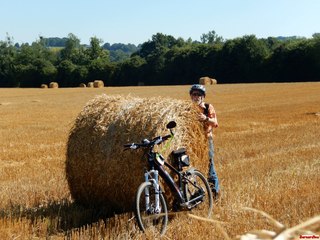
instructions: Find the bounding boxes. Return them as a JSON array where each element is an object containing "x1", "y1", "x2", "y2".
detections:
[
  {"x1": 87, "y1": 82, "x2": 94, "y2": 88},
  {"x1": 49, "y1": 82, "x2": 59, "y2": 88},
  {"x1": 40, "y1": 84, "x2": 48, "y2": 89},
  {"x1": 199, "y1": 76, "x2": 217, "y2": 85},
  {"x1": 66, "y1": 95, "x2": 208, "y2": 213},
  {"x1": 79, "y1": 83, "x2": 86, "y2": 88},
  {"x1": 210, "y1": 78, "x2": 217, "y2": 84},
  {"x1": 93, "y1": 80, "x2": 104, "y2": 88}
]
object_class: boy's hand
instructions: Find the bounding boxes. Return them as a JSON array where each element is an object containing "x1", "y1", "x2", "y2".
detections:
[
  {"x1": 199, "y1": 113, "x2": 207, "y2": 121},
  {"x1": 212, "y1": 120, "x2": 219, "y2": 128},
  {"x1": 200, "y1": 114, "x2": 219, "y2": 128}
]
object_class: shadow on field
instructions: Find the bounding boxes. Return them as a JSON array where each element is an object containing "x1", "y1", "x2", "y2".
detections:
[{"x1": 0, "y1": 199, "x2": 127, "y2": 233}]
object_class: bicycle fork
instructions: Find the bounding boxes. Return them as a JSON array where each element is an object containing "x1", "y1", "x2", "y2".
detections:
[{"x1": 144, "y1": 170, "x2": 161, "y2": 214}]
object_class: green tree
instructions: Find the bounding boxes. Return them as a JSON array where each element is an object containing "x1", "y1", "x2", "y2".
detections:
[
  {"x1": 14, "y1": 39, "x2": 57, "y2": 87},
  {"x1": 133, "y1": 33, "x2": 187, "y2": 84},
  {"x1": 56, "y1": 62, "x2": 88, "y2": 87},
  {"x1": 216, "y1": 35, "x2": 269, "y2": 82},
  {"x1": 87, "y1": 37, "x2": 105, "y2": 60},
  {"x1": 136, "y1": 33, "x2": 183, "y2": 59},
  {"x1": 162, "y1": 46, "x2": 193, "y2": 84},
  {"x1": 87, "y1": 59, "x2": 115, "y2": 84},
  {"x1": 60, "y1": 33, "x2": 81, "y2": 60},
  {"x1": 103, "y1": 42, "x2": 139, "y2": 62},
  {"x1": 109, "y1": 50, "x2": 130, "y2": 62},
  {"x1": 200, "y1": 30, "x2": 224, "y2": 45},
  {"x1": 269, "y1": 38, "x2": 320, "y2": 82},
  {"x1": 0, "y1": 35, "x2": 18, "y2": 87},
  {"x1": 59, "y1": 33, "x2": 90, "y2": 65},
  {"x1": 114, "y1": 55, "x2": 146, "y2": 85},
  {"x1": 85, "y1": 37, "x2": 111, "y2": 83},
  {"x1": 56, "y1": 60, "x2": 77, "y2": 87}
]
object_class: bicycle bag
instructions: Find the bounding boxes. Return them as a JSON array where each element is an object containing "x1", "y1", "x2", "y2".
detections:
[{"x1": 172, "y1": 148, "x2": 190, "y2": 167}]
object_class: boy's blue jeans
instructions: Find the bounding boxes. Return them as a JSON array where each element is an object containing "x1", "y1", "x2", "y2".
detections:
[{"x1": 208, "y1": 136, "x2": 219, "y2": 193}]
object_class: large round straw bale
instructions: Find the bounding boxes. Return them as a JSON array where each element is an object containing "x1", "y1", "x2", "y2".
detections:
[
  {"x1": 66, "y1": 95, "x2": 208, "y2": 213},
  {"x1": 40, "y1": 84, "x2": 48, "y2": 88},
  {"x1": 49, "y1": 82, "x2": 59, "y2": 88},
  {"x1": 93, "y1": 80, "x2": 104, "y2": 88},
  {"x1": 87, "y1": 82, "x2": 94, "y2": 88},
  {"x1": 79, "y1": 83, "x2": 86, "y2": 88}
]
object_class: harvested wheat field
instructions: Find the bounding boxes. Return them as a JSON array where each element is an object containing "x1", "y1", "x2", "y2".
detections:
[{"x1": 0, "y1": 82, "x2": 319, "y2": 239}]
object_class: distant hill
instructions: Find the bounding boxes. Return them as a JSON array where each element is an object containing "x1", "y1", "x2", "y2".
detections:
[
  {"x1": 276, "y1": 36, "x2": 306, "y2": 41},
  {"x1": 102, "y1": 42, "x2": 140, "y2": 62},
  {"x1": 45, "y1": 37, "x2": 69, "y2": 47},
  {"x1": 102, "y1": 42, "x2": 139, "y2": 53}
]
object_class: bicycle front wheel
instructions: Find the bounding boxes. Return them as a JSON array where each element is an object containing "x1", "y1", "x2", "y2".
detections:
[
  {"x1": 135, "y1": 181, "x2": 168, "y2": 236},
  {"x1": 185, "y1": 169, "x2": 213, "y2": 218}
]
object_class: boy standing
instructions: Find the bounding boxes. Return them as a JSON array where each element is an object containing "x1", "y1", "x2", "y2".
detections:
[{"x1": 189, "y1": 84, "x2": 220, "y2": 198}]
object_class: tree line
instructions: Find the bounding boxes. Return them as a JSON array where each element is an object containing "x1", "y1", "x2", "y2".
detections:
[{"x1": 1, "y1": 31, "x2": 319, "y2": 87}]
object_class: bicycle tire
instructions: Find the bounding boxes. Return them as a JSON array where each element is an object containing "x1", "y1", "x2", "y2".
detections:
[
  {"x1": 135, "y1": 181, "x2": 168, "y2": 236},
  {"x1": 184, "y1": 169, "x2": 213, "y2": 218}
]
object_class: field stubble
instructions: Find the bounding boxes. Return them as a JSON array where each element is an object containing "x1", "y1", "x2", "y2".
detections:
[{"x1": 0, "y1": 83, "x2": 319, "y2": 239}]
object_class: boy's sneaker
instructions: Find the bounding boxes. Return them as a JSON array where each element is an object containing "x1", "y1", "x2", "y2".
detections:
[{"x1": 212, "y1": 190, "x2": 219, "y2": 202}]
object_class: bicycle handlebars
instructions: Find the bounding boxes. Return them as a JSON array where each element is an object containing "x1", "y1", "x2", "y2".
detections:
[
  {"x1": 123, "y1": 134, "x2": 172, "y2": 151},
  {"x1": 123, "y1": 121, "x2": 176, "y2": 151}
]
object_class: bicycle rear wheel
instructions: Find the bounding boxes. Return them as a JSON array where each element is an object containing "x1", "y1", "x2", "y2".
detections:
[
  {"x1": 135, "y1": 181, "x2": 168, "y2": 236},
  {"x1": 185, "y1": 169, "x2": 213, "y2": 218}
]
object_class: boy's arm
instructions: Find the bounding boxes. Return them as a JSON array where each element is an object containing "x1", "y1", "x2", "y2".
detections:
[{"x1": 207, "y1": 104, "x2": 219, "y2": 128}]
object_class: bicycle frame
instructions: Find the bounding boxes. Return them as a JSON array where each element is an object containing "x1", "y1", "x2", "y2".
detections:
[{"x1": 145, "y1": 150, "x2": 203, "y2": 207}]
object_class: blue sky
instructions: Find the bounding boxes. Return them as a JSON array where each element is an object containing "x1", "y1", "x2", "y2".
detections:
[{"x1": 1, "y1": 0, "x2": 320, "y2": 45}]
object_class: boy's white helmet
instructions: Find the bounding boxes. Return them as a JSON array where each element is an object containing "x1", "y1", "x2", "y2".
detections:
[{"x1": 189, "y1": 84, "x2": 206, "y2": 96}]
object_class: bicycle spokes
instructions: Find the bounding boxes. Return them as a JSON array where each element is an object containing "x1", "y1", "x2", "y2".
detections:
[
  {"x1": 135, "y1": 182, "x2": 168, "y2": 235},
  {"x1": 184, "y1": 170, "x2": 213, "y2": 218}
]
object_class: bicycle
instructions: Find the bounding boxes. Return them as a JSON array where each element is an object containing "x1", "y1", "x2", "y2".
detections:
[{"x1": 123, "y1": 121, "x2": 213, "y2": 235}]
